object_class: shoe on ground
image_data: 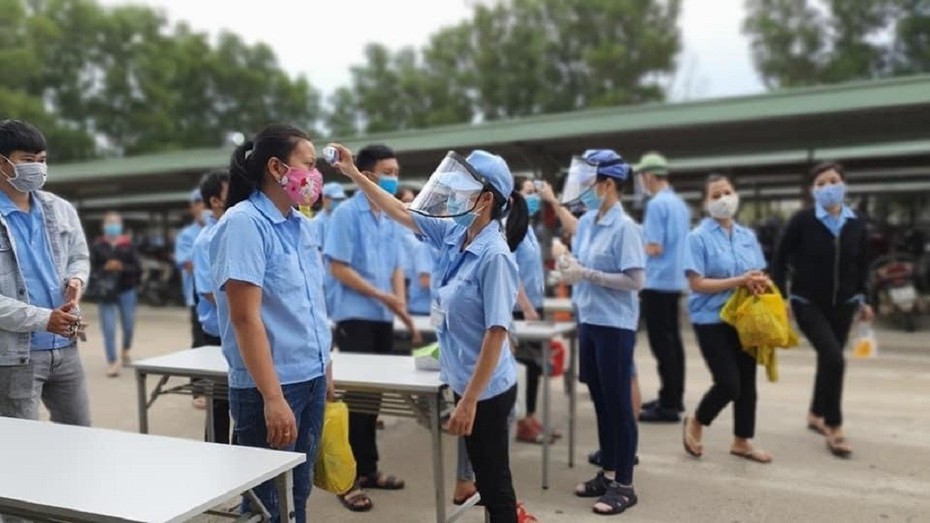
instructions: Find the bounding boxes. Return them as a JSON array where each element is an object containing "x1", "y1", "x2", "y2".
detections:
[
  {"x1": 639, "y1": 405, "x2": 681, "y2": 423},
  {"x1": 641, "y1": 399, "x2": 660, "y2": 411},
  {"x1": 106, "y1": 363, "x2": 120, "y2": 378},
  {"x1": 121, "y1": 350, "x2": 132, "y2": 368}
]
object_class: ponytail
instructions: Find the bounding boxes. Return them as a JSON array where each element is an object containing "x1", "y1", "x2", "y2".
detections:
[
  {"x1": 225, "y1": 124, "x2": 311, "y2": 211},
  {"x1": 505, "y1": 190, "x2": 529, "y2": 252}
]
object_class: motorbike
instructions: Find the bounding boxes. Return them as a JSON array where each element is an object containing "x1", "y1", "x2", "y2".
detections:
[{"x1": 868, "y1": 253, "x2": 921, "y2": 332}]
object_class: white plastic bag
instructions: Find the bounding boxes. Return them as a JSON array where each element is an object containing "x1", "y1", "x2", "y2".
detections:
[{"x1": 852, "y1": 322, "x2": 878, "y2": 359}]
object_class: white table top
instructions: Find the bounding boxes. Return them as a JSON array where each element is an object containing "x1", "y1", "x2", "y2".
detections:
[
  {"x1": 544, "y1": 297, "x2": 573, "y2": 313},
  {"x1": 395, "y1": 315, "x2": 577, "y2": 341},
  {"x1": 134, "y1": 347, "x2": 445, "y2": 394},
  {"x1": 0, "y1": 417, "x2": 304, "y2": 523}
]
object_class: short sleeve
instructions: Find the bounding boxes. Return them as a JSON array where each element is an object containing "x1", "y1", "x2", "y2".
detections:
[
  {"x1": 411, "y1": 213, "x2": 454, "y2": 250},
  {"x1": 211, "y1": 213, "x2": 266, "y2": 291},
  {"x1": 323, "y1": 206, "x2": 354, "y2": 264},
  {"x1": 617, "y1": 221, "x2": 646, "y2": 272},
  {"x1": 174, "y1": 226, "x2": 195, "y2": 267},
  {"x1": 414, "y1": 241, "x2": 433, "y2": 276},
  {"x1": 684, "y1": 232, "x2": 705, "y2": 277},
  {"x1": 749, "y1": 231, "x2": 767, "y2": 271},
  {"x1": 192, "y1": 234, "x2": 212, "y2": 295},
  {"x1": 392, "y1": 222, "x2": 405, "y2": 273},
  {"x1": 480, "y1": 251, "x2": 518, "y2": 331},
  {"x1": 642, "y1": 198, "x2": 666, "y2": 245}
]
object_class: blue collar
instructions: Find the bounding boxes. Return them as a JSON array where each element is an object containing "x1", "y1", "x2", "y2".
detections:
[
  {"x1": 0, "y1": 191, "x2": 33, "y2": 217},
  {"x1": 700, "y1": 217, "x2": 744, "y2": 234},
  {"x1": 595, "y1": 202, "x2": 625, "y2": 227},
  {"x1": 351, "y1": 191, "x2": 373, "y2": 213},
  {"x1": 445, "y1": 220, "x2": 503, "y2": 255},
  {"x1": 815, "y1": 204, "x2": 856, "y2": 221},
  {"x1": 249, "y1": 191, "x2": 291, "y2": 225}
]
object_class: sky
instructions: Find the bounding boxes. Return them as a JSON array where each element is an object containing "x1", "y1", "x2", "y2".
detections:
[{"x1": 98, "y1": 0, "x2": 766, "y2": 104}]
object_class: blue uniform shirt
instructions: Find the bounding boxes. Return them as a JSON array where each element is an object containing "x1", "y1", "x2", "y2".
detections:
[
  {"x1": 210, "y1": 191, "x2": 331, "y2": 389},
  {"x1": 403, "y1": 229, "x2": 438, "y2": 316},
  {"x1": 175, "y1": 221, "x2": 204, "y2": 307},
  {"x1": 192, "y1": 216, "x2": 219, "y2": 337},
  {"x1": 816, "y1": 204, "x2": 856, "y2": 238},
  {"x1": 412, "y1": 214, "x2": 518, "y2": 400},
  {"x1": 684, "y1": 218, "x2": 767, "y2": 324},
  {"x1": 0, "y1": 193, "x2": 70, "y2": 350},
  {"x1": 311, "y1": 210, "x2": 338, "y2": 314},
  {"x1": 573, "y1": 203, "x2": 645, "y2": 331},
  {"x1": 643, "y1": 187, "x2": 691, "y2": 291},
  {"x1": 324, "y1": 192, "x2": 403, "y2": 323},
  {"x1": 513, "y1": 227, "x2": 545, "y2": 311}
]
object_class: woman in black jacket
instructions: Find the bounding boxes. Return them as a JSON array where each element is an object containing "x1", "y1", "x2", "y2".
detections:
[
  {"x1": 90, "y1": 212, "x2": 142, "y2": 377},
  {"x1": 771, "y1": 162, "x2": 873, "y2": 458}
]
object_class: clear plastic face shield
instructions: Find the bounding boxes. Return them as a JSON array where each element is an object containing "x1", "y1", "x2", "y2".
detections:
[
  {"x1": 561, "y1": 156, "x2": 598, "y2": 204},
  {"x1": 409, "y1": 152, "x2": 488, "y2": 217}
]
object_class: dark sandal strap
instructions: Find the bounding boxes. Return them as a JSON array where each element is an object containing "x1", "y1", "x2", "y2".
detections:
[
  {"x1": 594, "y1": 485, "x2": 637, "y2": 515},
  {"x1": 339, "y1": 489, "x2": 373, "y2": 512},
  {"x1": 575, "y1": 472, "x2": 608, "y2": 498},
  {"x1": 360, "y1": 471, "x2": 405, "y2": 490}
]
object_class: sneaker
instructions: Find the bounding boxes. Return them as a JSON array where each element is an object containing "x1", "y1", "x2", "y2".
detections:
[
  {"x1": 641, "y1": 398, "x2": 660, "y2": 410},
  {"x1": 106, "y1": 363, "x2": 120, "y2": 378},
  {"x1": 639, "y1": 405, "x2": 681, "y2": 423}
]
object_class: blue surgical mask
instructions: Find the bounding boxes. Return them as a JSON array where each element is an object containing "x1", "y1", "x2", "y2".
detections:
[
  {"x1": 1, "y1": 155, "x2": 47, "y2": 193},
  {"x1": 580, "y1": 187, "x2": 599, "y2": 211},
  {"x1": 447, "y1": 196, "x2": 479, "y2": 228},
  {"x1": 813, "y1": 183, "x2": 846, "y2": 208},
  {"x1": 103, "y1": 223, "x2": 123, "y2": 237},
  {"x1": 452, "y1": 213, "x2": 477, "y2": 228},
  {"x1": 524, "y1": 194, "x2": 541, "y2": 216},
  {"x1": 377, "y1": 175, "x2": 399, "y2": 195}
]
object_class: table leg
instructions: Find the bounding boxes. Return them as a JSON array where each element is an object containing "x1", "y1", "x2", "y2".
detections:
[
  {"x1": 429, "y1": 393, "x2": 446, "y2": 523},
  {"x1": 205, "y1": 380, "x2": 216, "y2": 443},
  {"x1": 568, "y1": 332, "x2": 578, "y2": 468},
  {"x1": 541, "y1": 336, "x2": 550, "y2": 490},
  {"x1": 136, "y1": 370, "x2": 148, "y2": 434},
  {"x1": 274, "y1": 470, "x2": 296, "y2": 523}
]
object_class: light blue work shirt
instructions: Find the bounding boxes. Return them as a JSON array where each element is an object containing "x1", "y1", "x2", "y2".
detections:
[
  {"x1": 324, "y1": 192, "x2": 403, "y2": 323},
  {"x1": 192, "y1": 215, "x2": 219, "y2": 337},
  {"x1": 402, "y1": 229, "x2": 439, "y2": 316},
  {"x1": 312, "y1": 210, "x2": 337, "y2": 314},
  {"x1": 816, "y1": 204, "x2": 856, "y2": 238},
  {"x1": 513, "y1": 227, "x2": 544, "y2": 311},
  {"x1": 573, "y1": 203, "x2": 645, "y2": 331},
  {"x1": 412, "y1": 214, "x2": 518, "y2": 400},
  {"x1": 643, "y1": 187, "x2": 691, "y2": 291},
  {"x1": 175, "y1": 221, "x2": 204, "y2": 307},
  {"x1": 0, "y1": 193, "x2": 70, "y2": 350},
  {"x1": 210, "y1": 191, "x2": 331, "y2": 389},
  {"x1": 684, "y1": 218, "x2": 767, "y2": 324}
]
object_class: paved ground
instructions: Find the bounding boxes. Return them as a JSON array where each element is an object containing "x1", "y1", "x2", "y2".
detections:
[{"x1": 45, "y1": 305, "x2": 930, "y2": 522}]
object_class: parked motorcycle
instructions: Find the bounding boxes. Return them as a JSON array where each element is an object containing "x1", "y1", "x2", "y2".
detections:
[{"x1": 868, "y1": 253, "x2": 921, "y2": 332}]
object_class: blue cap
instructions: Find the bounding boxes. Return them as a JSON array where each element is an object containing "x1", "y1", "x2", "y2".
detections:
[
  {"x1": 583, "y1": 149, "x2": 630, "y2": 181},
  {"x1": 189, "y1": 188, "x2": 203, "y2": 203},
  {"x1": 466, "y1": 150, "x2": 513, "y2": 197},
  {"x1": 323, "y1": 182, "x2": 346, "y2": 200}
]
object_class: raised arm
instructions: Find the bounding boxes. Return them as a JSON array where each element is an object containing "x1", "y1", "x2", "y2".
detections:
[{"x1": 537, "y1": 181, "x2": 580, "y2": 235}]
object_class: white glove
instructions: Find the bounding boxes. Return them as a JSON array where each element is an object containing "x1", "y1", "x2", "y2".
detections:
[{"x1": 560, "y1": 256, "x2": 586, "y2": 285}]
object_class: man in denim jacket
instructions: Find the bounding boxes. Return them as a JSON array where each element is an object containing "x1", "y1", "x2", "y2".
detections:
[{"x1": 0, "y1": 120, "x2": 91, "y2": 425}]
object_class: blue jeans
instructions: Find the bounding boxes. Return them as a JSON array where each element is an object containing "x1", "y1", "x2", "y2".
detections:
[
  {"x1": 98, "y1": 289, "x2": 137, "y2": 364},
  {"x1": 229, "y1": 377, "x2": 326, "y2": 523}
]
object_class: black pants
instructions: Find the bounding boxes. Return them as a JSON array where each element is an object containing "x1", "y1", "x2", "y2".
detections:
[
  {"x1": 694, "y1": 323, "x2": 758, "y2": 439},
  {"x1": 457, "y1": 386, "x2": 518, "y2": 523},
  {"x1": 190, "y1": 306, "x2": 210, "y2": 349},
  {"x1": 792, "y1": 301, "x2": 857, "y2": 427},
  {"x1": 513, "y1": 309, "x2": 543, "y2": 415},
  {"x1": 334, "y1": 319, "x2": 394, "y2": 478},
  {"x1": 642, "y1": 290, "x2": 686, "y2": 411},
  {"x1": 200, "y1": 334, "x2": 233, "y2": 444}
]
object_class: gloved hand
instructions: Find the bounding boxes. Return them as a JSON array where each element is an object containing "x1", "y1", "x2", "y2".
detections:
[{"x1": 560, "y1": 256, "x2": 586, "y2": 285}]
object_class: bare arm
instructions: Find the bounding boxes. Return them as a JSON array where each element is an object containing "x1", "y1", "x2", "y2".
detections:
[
  {"x1": 329, "y1": 144, "x2": 418, "y2": 232},
  {"x1": 392, "y1": 267, "x2": 406, "y2": 305},
  {"x1": 330, "y1": 260, "x2": 386, "y2": 300},
  {"x1": 446, "y1": 327, "x2": 509, "y2": 436},
  {"x1": 516, "y1": 283, "x2": 539, "y2": 320},
  {"x1": 538, "y1": 182, "x2": 580, "y2": 234},
  {"x1": 418, "y1": 273, "x2": 430, "y2": 289},
  {"x1": 688, "y1": 271, "x2": 758, "y2": 295}
]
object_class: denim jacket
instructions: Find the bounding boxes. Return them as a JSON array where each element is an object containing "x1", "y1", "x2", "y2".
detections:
[{"x1": 0, "y1": 191, "x2": 89, "y2": 366}]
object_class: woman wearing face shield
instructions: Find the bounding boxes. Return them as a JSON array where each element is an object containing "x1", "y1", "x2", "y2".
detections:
[
  {"x1": 328, "y1": 144, "x2": 530, "y2": 523},
  {"x1": 681, "y1": 174, "x2": 773, "y2": 465}
]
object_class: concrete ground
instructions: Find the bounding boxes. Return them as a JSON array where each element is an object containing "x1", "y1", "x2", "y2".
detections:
[{"x1": 49, "y1": 305, "x2": 930, "y2": 522}]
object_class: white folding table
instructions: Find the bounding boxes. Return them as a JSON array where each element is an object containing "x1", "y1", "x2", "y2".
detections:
[
  {"x1": 543, "y1": 297, "x2": 573, "y2": 316},
  {"x1": 0, "y1": 416, "x2": 304, "y2": 523},
  {"x1": 134, "y1": 349, "x2": 451, "y2": 523},
  {"x1": 394, "y1": 316, "x2": 579, "y2": 489}
]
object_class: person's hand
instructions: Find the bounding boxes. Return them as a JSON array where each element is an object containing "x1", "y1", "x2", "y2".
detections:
[
  {"x1": 561, "y1": 256, "x2": 585, "y2": 285},
  {"x1": 522, "y1": 305, "x2": 540, "y2": 322},
  {"x1": 444, "y1": 398, "x2": 477, "y2": 436},
  {"x1": 104, "y1": 259, "x2": 124, "y2": 272},
  {"x1": 746, "y1": 273, "x2": 771, "y2": 296},
  {"x1": 326, "y1": 380, "x2": 336, "y2": 402},
  {"x1": 264, "y1": 395, "x2": 298, "y2": 449},
  {"x1": 183, "y1": 261, "x2": 193, "y2": 274},
  {"x1": 64, "y1": 278, "x2": 83, "y2": 304},
  {"x1": 410, "y1": 326, "x2": 423, "y2": 345},
  {"x1": 46, "y1": 301, "x2": 80, "y2": 337},
  {"x1": 327, "y1": 143, "x2": 363, "y2": 180},
  {"x1": 537, "y1": 181, "x2": 558, "y2": 205},
  {"x1": 645, "y1": 243, "x2": 663, "y2": 257},
  {"x1": 859, "y1": 303, "x2": 875, "y2": 323},
  {"x1": 379, "y1": 292, "x2": 406, "y2": 317}
]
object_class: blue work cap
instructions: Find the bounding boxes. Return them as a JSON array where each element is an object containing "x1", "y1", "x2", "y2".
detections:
[
  {"x1": 322, "y1": 182, "x2": 346, "y2": 200},
  {"x1": 466, "y1": 150, "x2": 513, "y2": 197},
  {"x1": 189, "y1": 188, "x2": 203, "y2": 203},
  {"x1": 583, "y1": 149, "x2": 630, "y2": 181}
]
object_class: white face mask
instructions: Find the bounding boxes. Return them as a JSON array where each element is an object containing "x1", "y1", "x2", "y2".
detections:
[
  {"x1": 1, "y1": 156, "x2": 48, "y2": 193},
  {"x1": 707, "y1": 194, "x2": 739, "y2": 220}
]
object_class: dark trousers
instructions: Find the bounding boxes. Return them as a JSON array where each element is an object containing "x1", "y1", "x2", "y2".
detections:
[
  {"x1": 641, "y1": 290, "x2": 686, "y2": 411},
  {"x1": 694, "y1": 323, "x2": 758, "y2": 439},
  {"x1": 203, "y1": 333, "x2": 232, "y2": 445},
  {"x1": 579, "y1": 324, "x2": 638, "y2": 485},
  {"x1": 792, "y1": 301, "x2": 857, "y2": 427},
  {"x1": 334, "y1": 319, "x2": 394, "y2": 478},
  {"x1": 513, "y1": 309, "x2": 543, "y2": 415},
  {"x1": 457, "y1": 386, "x2": 518, "y2": 523},
  {"x1": 190, "y1": 306, "x2": 210, "y2": 349}
]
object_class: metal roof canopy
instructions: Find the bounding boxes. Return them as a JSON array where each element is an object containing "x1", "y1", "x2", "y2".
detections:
[{"x1": 47, "y1": 74, "x2": 930, "y2": 211}]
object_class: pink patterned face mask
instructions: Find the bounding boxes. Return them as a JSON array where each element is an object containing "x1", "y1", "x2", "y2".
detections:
[{"x1": 279, "y1": 164, "x2": 323, "y2": 206}]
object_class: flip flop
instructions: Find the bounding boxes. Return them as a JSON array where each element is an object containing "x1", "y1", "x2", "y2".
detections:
[
  {"x1": 338, "y1": 488, "x2": 373, "y2": 513},
  {"x1": 827, "y1": 436, "x2": 853, "y2": 458},
  {"x1": 682, "y1": 417, "x2": 702, "y2": 457},
  {"x1": 452, "y1": 491, "x2": 481, "y2": 506},
  {"x1": 807, "y1": 422, "x2": 827, "y2": 436},
  {"x1": 730, "y1": 448, "x2": 773, "y2": 464},
  {"x1": 358, "y1": 471, "x2": 405, "y2": 490}
]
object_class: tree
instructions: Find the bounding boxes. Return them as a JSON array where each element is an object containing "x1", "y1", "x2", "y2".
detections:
[{"x1": 744, "y1": 0, "x2": 930, "y2": 88}]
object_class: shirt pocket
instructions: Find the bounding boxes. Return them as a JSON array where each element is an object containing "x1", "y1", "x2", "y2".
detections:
[
  {"x1": 265, "y1": 253, "x2": 304, "y2": 295},
  {"x1": 589, "y1": 246, "x2": 616, "y2": 272}
]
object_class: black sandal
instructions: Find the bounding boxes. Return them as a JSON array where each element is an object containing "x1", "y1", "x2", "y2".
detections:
[
  {"x1": 588, "y1": 449, "x2": 602, "y2": 467},
  {"x1": 338, "y1": 487, "x2": 373, "y2": 513},
  {"x1": 593, "y1": 483, "x2": 637, "y2": 516},
  {"x1": 575, "y1": 471, "x2": 610, "y2": 498},
  {"x1": 358, "y1": 471, "x2": 405, "y2": 490}
]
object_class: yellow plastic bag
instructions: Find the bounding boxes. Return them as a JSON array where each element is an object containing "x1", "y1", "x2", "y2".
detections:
[
  {"x1": 314, "y1": 401, "x2": 356, "y2": 495},
  {"x1": 852, "y1": 322, "x2": 878, "y2": 358},
  {"x1": 734, "y1": 292, "x2": 798, "y2": 349}
]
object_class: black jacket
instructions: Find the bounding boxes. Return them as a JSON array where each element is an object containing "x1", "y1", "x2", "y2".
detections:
[
  {"x1": 771, "y1": 208, "x2": 869, "y2": 308},
  {"x1": 90, "y1": 236, "x2": 142, "y2": 293}
]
